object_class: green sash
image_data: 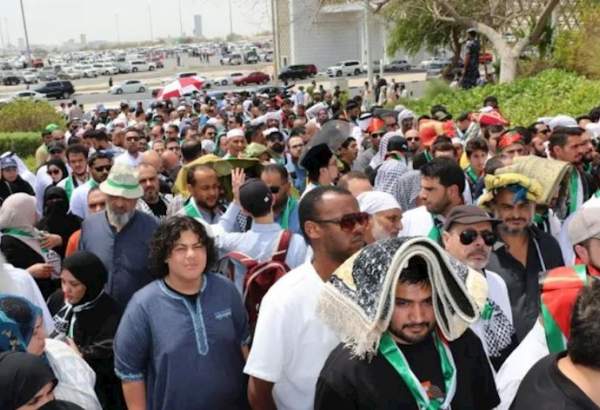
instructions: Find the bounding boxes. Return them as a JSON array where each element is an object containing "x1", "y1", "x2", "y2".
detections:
[
  {"x1": 568, "y1": 171, "x2": 579, "y2": 215},
  {"x1": 465, "y1": 165, "x2": 478, "y2": 185},
  {"x1": 427, "y1": 215, "x2": 441, "y2": 243},
  {"x1": 278, "y1": 196, "x2": 297, "y2": 230},
  {"x1": 424, "y1": 150, "x2": 433, "y2": 163},
  {"x1": 379, "y1": 332, "x2": 456, "y2": 410},
  {"x1": 183, "y1": 199, "x2": 203, "y2": 220},
  {"x1": 64, "y1": 176, "x2": 74, "y2": 200}
]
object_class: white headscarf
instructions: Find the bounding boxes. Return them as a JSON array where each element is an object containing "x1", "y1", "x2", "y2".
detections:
[
  {"x1": 369, "y1": 131, "x2": 402, "y2": 169},
  {"x1": 0, "y1": 193, "x2": 43, "y2": 256},
  {"x1": 357, "y1": 191, "x2": 402, "y2": 214}
]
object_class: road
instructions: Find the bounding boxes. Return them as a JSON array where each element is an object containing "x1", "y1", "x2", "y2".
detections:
[{"x1": 0, "y1": 55, "x2": 429, "y2": 109}]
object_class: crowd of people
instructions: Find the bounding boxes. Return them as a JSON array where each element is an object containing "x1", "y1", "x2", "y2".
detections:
[{"x1": 1, "y1": 78, "x2": 600, "y2": 410}]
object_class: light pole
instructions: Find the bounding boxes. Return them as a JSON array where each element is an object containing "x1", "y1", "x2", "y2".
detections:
[
  {"x1": 19, "y1": 0, "x2": 32, "y2": 65},
  {"x1": 364, "y1": 0, "x2": 373, "y2": 89}
]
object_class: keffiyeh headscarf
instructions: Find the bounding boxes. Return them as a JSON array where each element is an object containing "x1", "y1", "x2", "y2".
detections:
[
  {"x1": 317, "y1": 237, "x2": 487, "y2": 357},
  {"x1": 369, "y1": 131, "x2": 401, "y2": 169}
]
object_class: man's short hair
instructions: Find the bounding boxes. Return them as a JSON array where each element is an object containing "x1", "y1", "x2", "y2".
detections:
[
  {"x1": 124, "y1": 127, "x2": 142, "y2": 137},
  {"x1": 337, "y1": 171, "x2": 369, "y2": 191},
  {"x1": 181, "y1": 140, "x2": 203, "y2": 163},
  {"x1": 549, "y1": 126, "x2": 585, "y2": 151},
  {"x1": 298, "y1": 185, "x2": 353, "y2": 242},
  {"x1": 149, "y1": 216, "x2": 216, "y2": 279},
  {"x1": 567, "y1": 281, "x2": 600, "y2": 369},
  {"x1": 431, "y1": 136, "x2": 456, "y2": 156},
  {"x1": 91, "y1": 129, "x2": 109, "y2": 141},
  {"x1": 261, "y1": 163, "x2": 289, "y2": 181},
  {"x1": 465, "y1": 137, "x2": 489, "y2": 157},
  {"x1": 65, "y1": 143, "x2": 89, "y2": 160},
  {"x1": 289, "y1": 127, "x2": 306, "y2": 138},
  {"x1": 484, "y1": 155, "x2": 507, "y2": 175},
  {"x1": 420, "y1": 157, "x2": 465, "y2": 194},
  {"x1": 88, "y1": 151, "x2": 112, "y2": 168},
  {"x1": 186, "y1": 164, "x2": 216, "y2": 186},
  {"x1": 398, "y1": 255, "x2": 430, "y2": 287}
]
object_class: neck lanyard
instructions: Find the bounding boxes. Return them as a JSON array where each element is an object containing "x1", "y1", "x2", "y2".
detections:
[
  {"x1": 379, "y1": 332, "x2": 456, "y2": 410},
  {"x1": 424, "y1": 150, "x2": 433, "y2": 163},
  {"x1": 279, "y1": 196, "x2": 297, "y2": 230},
  {"x1": 184, "y1": 199, "x2": 203, "y2": 220},
  {"x1": 541, "y1": 264, "x2": 587, "y2": 353},
  {"x1": 465, "y1": 165, "x2": 478, "y2": 185},
  {"x1": 428, "y1": 214, "x2": 442, "y2": 243},
  {"x1": 568, "y1": 171, "x2": 579, "y2": 215}
]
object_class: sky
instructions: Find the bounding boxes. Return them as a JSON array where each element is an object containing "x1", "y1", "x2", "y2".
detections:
[{"x1": 0, "y1": 0, "x2": 271, "y2": 46}]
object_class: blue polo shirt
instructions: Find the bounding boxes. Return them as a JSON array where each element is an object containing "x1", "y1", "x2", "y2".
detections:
[{"x1": 114, "y1": 274, "x2": 249, "y2": 410}]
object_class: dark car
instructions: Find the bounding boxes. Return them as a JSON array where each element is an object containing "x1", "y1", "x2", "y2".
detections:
[
  {"x1": 234, "y1": 71, "x2": 270, "y2": 86},
  {"x1": 256, "y1": 85, "x2": 292, "y2": 98},
  {"x1": 1, "y1": 72, "x2": 21, "y2": 85},
  {"x1": 278, "y1": 64, "x2": 318, "y2": 82},
  {"x1": 34, "y1": 80, "x2": 75, "y2": 99}
]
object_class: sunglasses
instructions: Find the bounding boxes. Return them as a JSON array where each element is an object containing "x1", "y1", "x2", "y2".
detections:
[
  {"x1": 406, "y1": 137, "x2": 420, "y2": 142},
  {"x1": 47, "y1": 169, "x2": 62, "y2": 176},
  {"x1": 94, "y1": 165, "x2": 111, "y2": 173},
  {"x1": 269, "y1": 186, "x2": 280, "y2": 194},
  {"x1": 371, "y1": 133, "x2": 384, "y2": 139},
  {"x1": 314, "y1": 212, "x2": 369, "y2": 232},
  {"x1": 459, "y1": 229, "x2": 497, "y2": 246}
]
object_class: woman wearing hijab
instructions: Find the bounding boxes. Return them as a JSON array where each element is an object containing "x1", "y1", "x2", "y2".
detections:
[
  {"x1": 0, "y1": 193, "x2": 63, "y2": 299},
  {"x1": 45, "y1": 159, "x2": 69, "y2": 186},
  {"x1": 0, "y1": 156, "x2": 34, "y2": 205},
  {"x1": 47, "y1": 251, "x2": 123, "y2": 410},
  {"x1": 0, "y1": 294, "x2": 101, "y2": 410},
  {"x1": 37, "y1": 187, "x2": 81, "y2": 258},
  {"x1": 0, "y1": 351, "x2": 85, "y2": 410}
]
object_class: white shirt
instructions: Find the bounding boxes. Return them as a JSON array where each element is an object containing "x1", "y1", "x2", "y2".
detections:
[
  {"x1": 244, "y1": 262, "x2": 340, "y2": 410},
  {"x1": 494, "y1": 321, "x2": 548, "y2": 410},
  {"x1": 0, "y1": 263, "x2": 55, "y2": 334},
  {"x1": 69, "y1": 180, "x2": 96, "y2": 219},
  {"x1": 114, "y1": 151, "x2": 141, "y2": 168},
  {"x1": 399, "y1": 205, "x2": 435, "y2": 237},
  {"x1": 34, "y1": 165, "x2": 53, "y2": 215}
]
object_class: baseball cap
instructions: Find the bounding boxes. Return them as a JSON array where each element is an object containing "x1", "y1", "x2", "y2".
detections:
[
  {"x1": 239, "y1": 178, "x2": 273, "y2": 217},
  {"x1": 443, "y1": 205, "x2": 499, "y2": 231},
  {"x1": 568, "y1": 207, "x2": 600, "y2": 245},
  {"x1": 386, "y1": 136, "x2": 408, "y2": 153},
  {"x1": 0, "y1": 156, "x2": 18, "y2": 170},
  {"x1": 45, "y1": 123, "x2": 59, "y2": 133}
]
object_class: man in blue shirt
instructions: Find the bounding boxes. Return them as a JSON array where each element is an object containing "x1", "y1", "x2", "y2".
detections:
[{"x1": 79, "y1": 164, "x2": 159, "y2": 307}]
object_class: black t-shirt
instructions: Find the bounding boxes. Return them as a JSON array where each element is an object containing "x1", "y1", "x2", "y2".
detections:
[
  {"x1": 315, "y1": 329, "x2": 499, "y2": 410},
  {"x1": 510, "y1": 353, "x2": 599, "y2": 410},
  {"x1": 145, "y1": 198, "x2": 168, "y2": 217}
]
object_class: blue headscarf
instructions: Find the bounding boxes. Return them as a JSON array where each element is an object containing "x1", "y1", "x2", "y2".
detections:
[{"x1": 0, "y1": 294, "x2": 42, "y2": 352}]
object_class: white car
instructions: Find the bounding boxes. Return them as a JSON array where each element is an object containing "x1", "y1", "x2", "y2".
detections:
[
  {"x1": 74, "y1": 64, "x2": 98, "y2": 78},
  {"x1": 327, "y1": 60, "x2": 362, "y2": 77},
  {"x1": 129, "y1": 60, "x2": 156, "y2": 73},
  {"x1": 93, "y1": 63, "x2": 118, "y2": 76},
  {"x1": 212, "y1": 72, "x2": 244, "y2": 86},
  {"x1": 0, "y1": 90, "x2": 47, "y2": 103},
  {"x1": 110, "y1": 80, "x2": 147, "y2": 94},
  {"x1": 22, "y1": 70, "x2": 39, "y2": 84}
]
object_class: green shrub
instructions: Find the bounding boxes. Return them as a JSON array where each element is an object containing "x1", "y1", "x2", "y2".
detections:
[
  {"x1": 0, "y1": 132, "x2": 41, "y2": 158},
  {"x1": 0, "y1": 100, "x2": 65, "y2": 133},
  {"x1": 404, "y1": 69, "x2": 600, "y2": 125}
]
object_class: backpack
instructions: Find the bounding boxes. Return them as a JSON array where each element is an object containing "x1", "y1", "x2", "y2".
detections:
[{"x1": 225, "y1": 230, "x2": 292, "y2": 330}]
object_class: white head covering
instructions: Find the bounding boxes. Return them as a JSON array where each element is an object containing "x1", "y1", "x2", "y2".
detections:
[
  {"x1": 397, "y1": 109, "x2": 415, "y2": 123},
  {"x1": 549, "y1": 115, "x2": 577, "y2": 130},
  {"x1": 358, "y1": 191, "x2": 402, "y2": 214},
  {"x1": 585, "y1": 123, "x2": 600, "y2": 139},
  {"x1": 226, "y1": 128, "x2": 244, "y2": 139}
]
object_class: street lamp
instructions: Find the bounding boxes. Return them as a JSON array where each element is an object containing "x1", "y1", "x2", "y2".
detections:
[{"x1": 18, "y1": 0, "x2": 32, "y2": 65}]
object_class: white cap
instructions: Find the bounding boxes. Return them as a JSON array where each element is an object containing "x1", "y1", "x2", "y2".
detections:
[
  {"x1": 358, "y1": 191, "x2": 402, "y2": 214},
  {"x1": 226, "y1": 128, "x2": 244, "y2": 139}
]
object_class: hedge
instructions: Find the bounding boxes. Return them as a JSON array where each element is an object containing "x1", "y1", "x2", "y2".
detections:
[
  {"x1": 0, "y1": 132, "x2": 41, "y2": 158},
  {"x1": 0, "y1": 100, "x2": 65, "y2": 133},
  {"x1": 403, "y1": 69, "x2": 600, "y2": 126}
]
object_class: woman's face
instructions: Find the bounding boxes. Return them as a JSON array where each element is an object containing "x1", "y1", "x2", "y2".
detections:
[
  {"x1": 46, "y1": 165, "x2": 64, "y2": 184},
  {"x1": 27, "y1": 317, "x2": 45, "y2": 356},
  {"x1": 16, "y1": 381, "x2": 55, "y2": 410},
  {"x1": 60, "y1": 269, "x2": 87, "y2": 305},
  {"x1": 2, "y1": 166, "x2": 18, "y2": 183}
]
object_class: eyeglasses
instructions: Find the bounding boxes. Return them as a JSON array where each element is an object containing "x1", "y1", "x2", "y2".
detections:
[
  {"x1": 269, "y1": 186, "x2": 280, "y2": 194},
  {"x1": 313, "y1": 212, "x2": 369, "y2": 232},
  {"x1": 93, "y1": 165, "x2": 111, "y2": 173},
  {"x1": 47, "y1": 168, "x2": 62, "y2": 176},
  {"x1": 459, "y1": 229, "x2": 497, "y2": 246},
  {"x1": 371, "y1": 133, "x2": 384, "y2": 139},
  {"x1": 406, "y1": 137, "x2": 420, "y2": 142}
]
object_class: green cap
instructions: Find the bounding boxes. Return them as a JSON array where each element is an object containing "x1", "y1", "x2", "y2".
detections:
[
  {"x1": 45, "y1": 123, "x2": 59, "y2": 133},
  {"x1": 244, "y1": 143, "x2": 270, "y2": 159}
]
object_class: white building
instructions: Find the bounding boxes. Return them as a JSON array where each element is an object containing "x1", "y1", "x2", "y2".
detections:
[
  {"x1": 193, "y1": 14, "x2": 203, "y2": 38},
  {"x1": 272, "y1": 0, "x2": 387, "y2": 72}
]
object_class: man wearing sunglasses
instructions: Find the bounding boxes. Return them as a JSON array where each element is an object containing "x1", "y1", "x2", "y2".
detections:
[
  {"x1": 354, "y1": 118, "x2": 385, "y2": 173},
  {"x1": 69, "y1": 151, "x2": 113, "y2": 219},
  {"x1": 442, "y1": 205, "x2": 517, "y2": 371},
  {"x1": 114, "y1": 127, "x2": 143, "y2": 168},
  {"x1": 246, "y1": 186, "x2": 367, "y2": 410}
]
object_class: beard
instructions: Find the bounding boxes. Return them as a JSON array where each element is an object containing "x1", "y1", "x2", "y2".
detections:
[
  {"x1": 389, "y1": 320, "x2": 436, "y2": 344},
  {"x1": 372, "y1": 219, "x2": 393, "y2": 241},
  {"x1": 107, "y1": 206, "x2": 135, "y2": 229}
]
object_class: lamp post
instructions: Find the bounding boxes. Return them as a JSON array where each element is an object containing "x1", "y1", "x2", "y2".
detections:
[{"x1": 19, "y1": 0, "x2": 32, "y2": 65}]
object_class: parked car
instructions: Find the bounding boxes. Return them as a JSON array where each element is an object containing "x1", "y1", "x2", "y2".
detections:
[
  {"x1": 94, "y1": 63, "x2": 118, "y2": 75},
  {"x1": 176, "y1": 71, "x2": 198, "y2": 79},
  {"x1": 384, "y1": 59, "x2": 411, "y2": 72},
  {"x1": 129, "y1": 60, "x2": 156, "y2": 72},
  {"x1": 31, "y1": 58, "x2": 44, "y2": 68},
  {"x1": 22, "y1": 70, "x2": 39, "y2": 84},
  {"x1": 58, "y1": 68, "x2": 83, "y2": 80},
  {"x1": 278, "y1": 64, "x2": 318, "y2": 82},
  {"x1": 0, "y1": 90, "x2": 47, "y2": 104},
  {"x1": 38, "y1": 69, "x2": 58, "y2": 81},
  {"x1": 1, "y1": 72, "x2": 21, "y2": 85},
  {"x1": 213, "y1": 72, "x2": 244, "y2": 86},
  {"x1": 34, "y1": 80, "x2": 75, "y2": 99},
  {"x1": 262, "y1": 51, "x2": 273, "y2": 62},
  {"x1": 327, "y1": 60, "x2": 362, "y2": 77},
  {"x1": 220, "y1": 53, "x2": 243, "y2": 65},
  {"x1": 256, "y1": 85, "x2": 292, "y2": 98},
  {"x1": 244, "y1": 52, "x2": 259, "y2": 64},
  {"x1": 74, "y1": 64, "x2": 98, "y2": 78},
  {"x1": 110, "y1": 80, "x2": 147, "y2": 94},
  {"x1": 234, "y1": 71, "x2": 270, "y2": 86}
]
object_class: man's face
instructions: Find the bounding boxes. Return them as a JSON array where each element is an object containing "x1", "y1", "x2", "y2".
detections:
[
  {"x1": 383, "y1": 116, "x2": 399, "y2": 131},
  {"x1": 166, "y1": 230, "x2": 208, "y2": 284},
  {"x1": 138, "y1": 165, "x2": 160, "y2": 203},
  {"x1": 267, "y1": 134, "x2": 285, "y2": 154},
  {"x1": 534, "y1": 124, "x2": 551, "y2": 141},
  {"x1": 306, "y1": 193, "x2": 366, "y2": 263},
  {"x1": 124, "y1": 131, "x2": 141, "y2": 155},
  {"x1": 87, "y1": 190, "x2": 107, "y2": 214},
  {"x1": 261, "y1": 171, "x2": 289, "y2": 210},
  {"x1": 49, "y1": 149, "x2": 65, "y2": 161},
  {"x1": 90, "y1": 158, "x2": 112, "y2": 183},
  {"x1": 492, "y1": 188, "x2": 535, "y2": 234},
  {"x1": 106, "y1": 194, "x2": 137, "y2": 215},
  {"x1": 469, "y1": 150, "x2": 487, "y2": 174},
  {"x1": 287, "y1": 137, "x2": 304, "y2": 160},
  {"x1": 51, "y1": 130, "x2": 65, "y2": 143},
  {"x1": 343, "y1": 140, "x2": 359, "y2": 161},
  {"x1": 389, "y1": 280, "x2": 435, "y2": 344},
  {"x1": 322, "y1": 156, "x2": 340, "y2": 185},
  {"x1": 165, "y1": 127, "x2": 178, "y2": 140},
  {"x1": 420, "y1": 176, "x2": 452, "y2": 215},
  {"x1": 443, "y1": 221, "x2": 494, "y2": 270},
  {"x1": 266, "y1": 119, "x2": 279, "y2": 129},
  {"x1": 576, "y1": 238, "x2": 600, "y2": 270},
  {"x1": 228, "y1": 136, "x2": 246, "y2": 156},
  {"x1": 150, "y1": 126, "x2": 163, "y2": 141},
  {"x1": 531, "y1": 136, "x2": 547, "y2": 157},
  {"x1": 317, "y1": 109, "x2": 328, "y2": 124},
  {"x1": 188, "y1": 169, "x2": 220, "y2": 210},
  {"x1": 166, "y1": 141, "x2": 181, "y2": 159},
  {"x1": 502, "y1": 143, "x2": 525, "y2": 159},
  {"x1": 153, "y1": 141, "x2": 166, "y2": 156},
  {"x1": 405, "y1": 130, "x2": 420, "y2": 153},
  {"x1": 67, "y1": 153, "x2": 87, "y2": 177},
  {"x1": 580, "y1": 131, "x2": 595, "y2": 163},
  {"x1": 203, "y1": 127, "x2": 217, "y2": 140},
  {"x1": 372, "y1": 209, "x2": 403, "y2": 239},
  {"x1": 401, "y1": 118, "x2": 414, "y2": 133},
  {"x1": 553, "y1": 134, "x2": 584, "y2": 165}
]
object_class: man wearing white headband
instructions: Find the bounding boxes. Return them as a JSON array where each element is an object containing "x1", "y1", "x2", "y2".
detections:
[{"x1": 358, "y1": 191, "x2": 403, "y2": 244}]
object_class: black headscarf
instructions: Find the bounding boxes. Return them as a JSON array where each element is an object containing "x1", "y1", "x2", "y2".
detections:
[
  {"x1": 37, "y1": 186, "x2": 81, "y2": 258},
  {"x1": 0, "y1": 351, "x2": 57, "y2": 409},
  {"x1": 62, "y1": 251, "x2": 108, "y2": 305},
  {"x1": 44, "y1": 159, "x2": 69, "y2": 186}
]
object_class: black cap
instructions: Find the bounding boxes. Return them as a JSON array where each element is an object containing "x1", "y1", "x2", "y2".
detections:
[
  {"x1": 431, "y1": 104, "x2": 452, "y2": 121},
  {"x1": 386, "y1": 136, "x2": 408, "y2": 153},
  {"x1": 239, "y1": 178, "x2": 273, "y2": 217},
  {"x1": 300, "y1": 143, "x2": 333, "y2": 171},
  {"x1": 47, "y1": 141, "x2": 66, "y2": 154}
]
